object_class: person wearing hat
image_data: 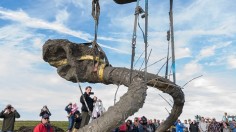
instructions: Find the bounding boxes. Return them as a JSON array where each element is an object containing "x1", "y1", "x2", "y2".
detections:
[
  {"x1": 39, "y1": 105, "x2": 51, "y2": 117},
  {"x1": 34, "y1": 114, "x2": 53, "y2": 132},
  {"x1": 0, "y1": 104, "x2": 20, "y2": 132}
]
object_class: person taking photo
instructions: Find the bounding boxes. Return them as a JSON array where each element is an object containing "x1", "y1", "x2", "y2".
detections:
[
  {"x1": 39, "y1": 105, "x2": 51, "y2": 117},
  {"x1": 80, "y1": 86, "x2": 97, "y2": 128},
  {"x1": 0, "y1": 104, "x2": 20, "y2": 132}
]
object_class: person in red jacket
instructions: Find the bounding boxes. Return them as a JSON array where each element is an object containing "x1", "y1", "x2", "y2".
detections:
[{"x1": 34, "y1": 114, "x2": 54, "y2": 132}]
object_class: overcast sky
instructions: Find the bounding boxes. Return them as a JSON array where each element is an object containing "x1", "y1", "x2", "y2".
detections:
[{"x1": 0, "y1": 0, "x2": 235, "y2": 122}]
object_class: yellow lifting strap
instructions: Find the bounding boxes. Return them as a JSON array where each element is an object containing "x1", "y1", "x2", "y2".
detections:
[
  {"x1": 78, "y1": 55, "x2": 105, "y2": 63},
  {"x1": 48, "y1": 55, "x2": 106, "y2": 81},
  {"x1": 97, "y1": 63, "x2": 106, "y2": 81},
  {"x1": 48, "y1": 55, "x2": 105, "y2": 67},
  {"x1": 49, "y1": 59, "x2": 67, "y2": 67}
]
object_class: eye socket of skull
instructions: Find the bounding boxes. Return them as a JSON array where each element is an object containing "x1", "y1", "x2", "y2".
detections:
[{"x1": 43, "y1": 45, "x2": 67, "y2": 62}]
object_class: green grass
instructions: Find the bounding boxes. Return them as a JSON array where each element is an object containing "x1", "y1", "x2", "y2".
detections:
[{"x1": 0, "y1": 120, "x2": 68, "y2": 131}]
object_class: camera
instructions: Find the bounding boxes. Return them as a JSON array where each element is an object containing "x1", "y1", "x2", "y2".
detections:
[
  {"x1": 89, "y1": 92, "x2": 94, "y2": 95},
  {"x1": 140, "y1": 116, "x2": 147, "y2": 125}
]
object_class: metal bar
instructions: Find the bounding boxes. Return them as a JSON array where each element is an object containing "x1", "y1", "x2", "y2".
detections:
[
  {"x1": 144, "y1": 0, "x2": 148, "y2": 82},
  {"x1": 130, "y1": 0, "x2": 141, "y2": 83},
  {"x1": 165, "y1": 31, "x2": 170, "y2": 79},
  {"x1": 169, "y1": 0, "x2": 176, "y2": 83}
]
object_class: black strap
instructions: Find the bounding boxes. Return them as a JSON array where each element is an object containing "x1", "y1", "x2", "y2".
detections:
[
  {"x1": 113, "y1": 0, "x2": 137, "y2": 4},
  {"x1": 47, "y1": 125, "x2": 50, "y2": 132}
]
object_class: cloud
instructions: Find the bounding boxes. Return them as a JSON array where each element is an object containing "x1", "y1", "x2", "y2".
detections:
[
  {"x1": 199, "y1": 46, "x2": 216, "y2": 58},
  {"x1": 182, "y1": 74, "x2": 236, "y2": 120},
  {"x1": 0, "y1": 8, "x2": 89, "y2": 40},
  {"x1": 0, "y1": 7, "x2": 129, "y2": 54},
  {"x1": 55, "y1": 8, "x2": 70, "y2": 25},
  {"x1": 198, "y1": 41, "x2": 232, "y2": 60},
  {"x1": 0, "y1": 0, "x2": 236, "y2": 122},
  {"x1": 227, "y1": 55, "x2": 236, "y2": 69},
  {"x1": 178, "y1": 61, "x2": 203, "y2": 80},
  {"x1": 176, "y1": 47, "x2": 191, "y2": 59}
]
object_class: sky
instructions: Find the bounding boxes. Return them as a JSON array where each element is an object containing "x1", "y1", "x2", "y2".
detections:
[{"x1": 0, "y1": 0, "x2": 235, "y2": 122}]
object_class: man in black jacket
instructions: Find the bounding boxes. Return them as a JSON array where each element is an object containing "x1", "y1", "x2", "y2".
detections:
[
  {"x1": 80, "y1": 86, "x2": 97, "y2": 128},
  {"x1": 0, "y1": 104, "x2": 20, "y2": 132}
]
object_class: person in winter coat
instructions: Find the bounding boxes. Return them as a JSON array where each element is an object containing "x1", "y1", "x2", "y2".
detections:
[
  {"x1": 222, "y1": 122, "x2": 231, "y2": 132},
  {"x1": 65, "y1": 102, "x2": 74, "y2": 132},
  {"x1": 189, "y1": 120, "x2": 199, "y2": 132},
  {"x1": 34, "y1": 114, "x2": 53, "y2": 132},
  {"x1": 199, "y1": 117, "x2": 207, "y2": 132},
  {"x1": 208, "y1": 118, "x2": 221, "y2": 132},
  {"x1": 68, "y1": 103, "x2": 78, "y2": 118},
  {"x1": 175, "y1": 119, "x2": 185, "y2": 132},
  {"x1": 92, "y1": 99, "x2": 106, "y2": 119},
  {"x1": 80, "y1": 86, "x2": 97, "y2": 128},
  {"x1": 230, "y1": 120, "x2": 236, "y2": 132},
  {"x1": 39, "y1": 105, "x2": 51, "y2": 117},
  {"x1": 72, "y1": 110, "x2": 82, "y2": 132},
  {"x1": 0, "y1": 104, "x2": 20, "y2": 132}
]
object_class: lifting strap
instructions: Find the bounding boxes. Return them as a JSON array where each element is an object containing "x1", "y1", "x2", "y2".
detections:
[
  {"x1": 113, "y1": 0, "x2": 137, "y2": 4},
  {"x1": 91, "y1": 0, "x2": 109, "y2": 66}
]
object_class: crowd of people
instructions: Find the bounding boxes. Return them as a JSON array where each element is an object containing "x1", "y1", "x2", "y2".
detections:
[
  {"x1": 114, "y1": 115, "x2": 236, "y2": 132},
  {"x1": 0, "y1": 86, "x2": 235, "y2": 132},
  {"x1": 0, "y1": 86, "x2": 106, "y2": 132},
  {"x1": 64, "y1": 86, "x2": 105, "y2": 132}
]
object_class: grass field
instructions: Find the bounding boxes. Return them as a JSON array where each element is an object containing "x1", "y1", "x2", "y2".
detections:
[{"x1": 0, "y1": 120, "x2": 68, "y2": 131}]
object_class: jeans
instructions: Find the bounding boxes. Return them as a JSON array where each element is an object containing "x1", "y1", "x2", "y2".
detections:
[{"x1": 68, "y1": 115, "x2": 75, "y2": 130}]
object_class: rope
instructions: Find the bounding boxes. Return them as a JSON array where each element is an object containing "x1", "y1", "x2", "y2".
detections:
[
  {"x1": 75, "y1": 76, "x2": 92, "y2": 116},
  {"x1": 92, "y1": 0, "x2": 100, "y2": 33},
  {"x1": 92, "y1": 0, "x2": 100, "y2": 66},
  {"x1": 114, "y1": 69, "x2": 126, "y2": 105},
  {"x1": 91, "y1": 0, "x2": 109, "y2": 67},
  {"x1": 182, "y1": 75, "x2": 203, "y2": 88}
]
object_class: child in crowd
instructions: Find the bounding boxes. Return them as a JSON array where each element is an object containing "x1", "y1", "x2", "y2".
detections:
[{"x1": 68, "y1": 103, "x2": 78, "y2": 118}]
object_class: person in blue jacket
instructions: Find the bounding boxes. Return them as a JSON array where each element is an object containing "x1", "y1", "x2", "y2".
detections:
[
  {"x1": 175, "y1": 119, "x2": 185, "y2": 132},
  {"x1": 65, "y1": 102, "x2": 74, "y2": 132}
]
